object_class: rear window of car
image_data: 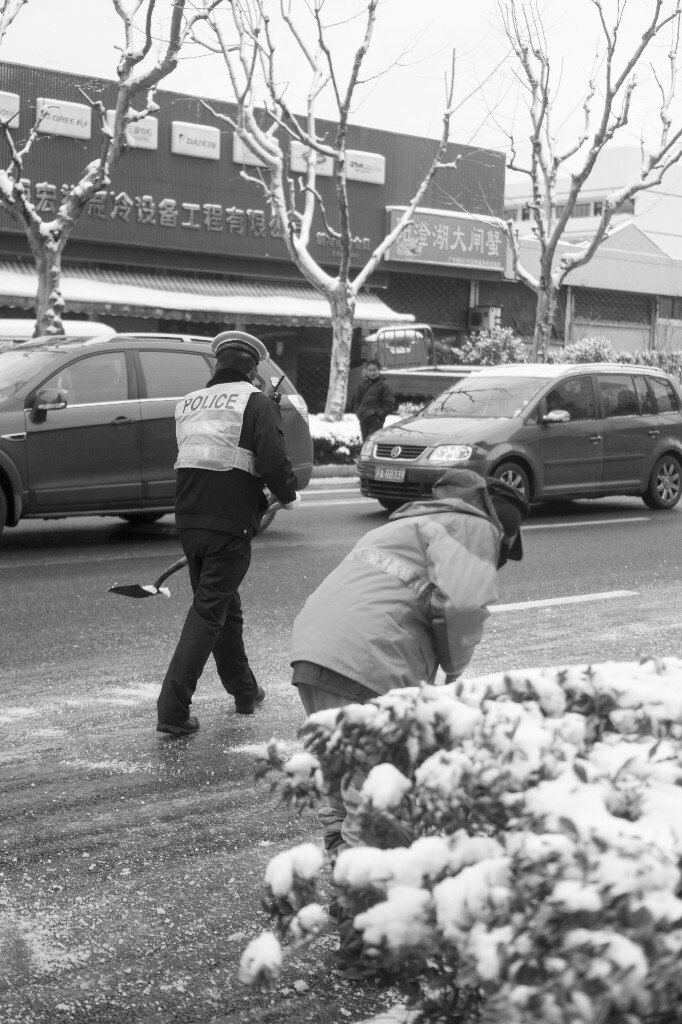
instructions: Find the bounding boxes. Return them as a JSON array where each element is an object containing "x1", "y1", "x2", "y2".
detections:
[
  {"x1": 138, "y1": 350, "x2": 212, "y2": 398},
  {"x1": 423, "y1": 374, "x2": 552, "y2": 419},
  {"x1": 648, "y1": 375, "x2": 680, "y2": 414}
]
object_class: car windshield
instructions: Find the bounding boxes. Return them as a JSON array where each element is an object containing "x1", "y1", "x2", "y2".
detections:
[
  {"x1": 421, "y1": 374, "x2": 553, "y2": 419},
  {"x1": 0, "y1": 348, "x2": 61, "y2": 399}
]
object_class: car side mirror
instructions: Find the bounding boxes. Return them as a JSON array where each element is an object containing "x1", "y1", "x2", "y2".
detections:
[
  {"x1": 31, "y1": 388, "x2": 68, "y2": 423},
  {"x1": 542, "y1": 409, "x2": 570, "y2": 423}
]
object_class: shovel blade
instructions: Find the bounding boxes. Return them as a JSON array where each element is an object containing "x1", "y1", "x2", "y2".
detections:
[{"x1": 108, "y1": 583, "x2": 157, "y2": 599}]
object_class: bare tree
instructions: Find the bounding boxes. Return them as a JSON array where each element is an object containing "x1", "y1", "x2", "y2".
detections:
[
  {"x1": 0, "y1": 0, "x2": 27, "y2": 43},
  {"x1": 197, "y1": 0, "x2": 460, "y2": 419},
  {"x1": 0, "y1": 0, "x2": 222, "y2": 337},
  {"x1": 501, "y1": 0, "x2": 682, "y2": 360}
]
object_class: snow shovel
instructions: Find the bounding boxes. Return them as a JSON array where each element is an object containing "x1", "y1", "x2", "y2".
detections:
[
  {"x1": 107, "y1": 499, "x2": 286, "y2": 599},
  {"x1": 108, "y1": 554, "x2": 189, "y2": 599}
]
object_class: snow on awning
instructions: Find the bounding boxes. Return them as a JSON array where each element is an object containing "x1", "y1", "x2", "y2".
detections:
[{"x1": 0, "y1": 261, "x2": 414, "y2": 329}]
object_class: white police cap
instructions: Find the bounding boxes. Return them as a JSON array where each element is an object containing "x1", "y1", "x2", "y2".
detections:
[{"x1": 211, "y1": 331, "x2": 269, "y2": 362}]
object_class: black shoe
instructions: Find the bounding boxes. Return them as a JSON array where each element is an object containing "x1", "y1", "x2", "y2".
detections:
[
  {"x1": 235, "y1": 686, "x2": 265, "y2": 715},
  {"x1": 156, "y1": 715, "x2": 200, "y2": 735}
]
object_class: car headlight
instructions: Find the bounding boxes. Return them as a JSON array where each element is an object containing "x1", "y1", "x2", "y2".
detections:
[
  {"x1": 428, "y1": 444, "x2": 473, "y2": 462},
  {"x1": 359, "y1": 438, "x2": 375, "y2": 459}
]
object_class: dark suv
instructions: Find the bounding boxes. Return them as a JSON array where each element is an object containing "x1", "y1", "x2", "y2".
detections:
[
  {"x1": 0, "y1": 332, "x2": 313, "y2": 534},
  {"x1": 357, "y1": 362, "x2": 682, "y2": 511}
]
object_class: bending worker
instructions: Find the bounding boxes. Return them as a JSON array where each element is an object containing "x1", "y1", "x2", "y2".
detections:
[
  {"x1": 289, "y1": 468, "x2": 528, "y2": 856},
  {"x1": 157, "y1": 330, "x2": 300, "y2": 736}
]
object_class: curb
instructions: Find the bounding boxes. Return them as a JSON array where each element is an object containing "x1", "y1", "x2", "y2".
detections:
[{"x1": 311, "y1": 464, "x2": 358, "y2": 478}]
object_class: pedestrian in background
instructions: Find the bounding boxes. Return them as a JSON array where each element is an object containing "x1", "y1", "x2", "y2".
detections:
[
  {"x1": 350, "y1": 358, "x2": 396, "y2": 440},
  {"x1": 157, "y1": 330, "x2": 301, "y2": 736},
  {"x1": 289, "y1": 468, "x2": 529, "y2": 858}
]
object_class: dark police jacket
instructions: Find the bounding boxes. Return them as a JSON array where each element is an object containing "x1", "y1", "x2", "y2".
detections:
[{"x1": 174, "y1": 368, "x2": 298, "y2": 539}]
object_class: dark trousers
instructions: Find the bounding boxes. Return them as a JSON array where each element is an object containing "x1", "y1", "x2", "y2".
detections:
[
  {"x1": 359, "y1": 415, "x2": 384, "y2": 441},
  {"x1": 157, "y1": 529, "x2": 258, "y2": 725}
]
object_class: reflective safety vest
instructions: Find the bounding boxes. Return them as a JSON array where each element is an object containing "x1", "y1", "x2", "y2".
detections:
[{"x1": 174, "y1": 380, "x2": 261, "y2": 474}]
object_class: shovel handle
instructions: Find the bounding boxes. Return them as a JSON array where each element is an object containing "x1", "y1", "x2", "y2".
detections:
[
  {"x1": 149, "y1": 498, "x2": 285, "y2": 590},
  {"x1": 152, "y1": 556, "x2": 188, "y2": 590}
]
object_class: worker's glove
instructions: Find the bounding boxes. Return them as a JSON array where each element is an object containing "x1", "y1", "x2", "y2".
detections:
[{"x1": 282, "y1": 492, "x2": 302, "y2": 510}]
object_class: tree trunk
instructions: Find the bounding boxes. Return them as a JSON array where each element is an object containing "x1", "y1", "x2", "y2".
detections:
[
  {"x1": 34, "y1": 244, "x2": 66, "y2": 337},
  {"x1": 323, "y1": 285, "x2": 356, "y2": 419},
  {"x1": 531, "y1": 282, "x2": 558, "y2": 362}
]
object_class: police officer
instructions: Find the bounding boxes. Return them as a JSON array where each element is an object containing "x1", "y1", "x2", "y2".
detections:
[{"x1": 157, "y1": 330, "x2": 300, "y2": 735}]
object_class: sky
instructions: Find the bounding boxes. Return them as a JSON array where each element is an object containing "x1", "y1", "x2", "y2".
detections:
[{"x1": 1, "y1": 0, "x2": 676, "y2": 164}]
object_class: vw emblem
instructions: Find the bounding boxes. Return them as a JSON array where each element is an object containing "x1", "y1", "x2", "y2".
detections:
[{"x1": 390, "y1": 446, "x2": 402, "y2": 459}]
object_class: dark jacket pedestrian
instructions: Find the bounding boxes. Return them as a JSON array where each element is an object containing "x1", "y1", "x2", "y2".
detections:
[
  {"x1": 350, "y1": 360, "x2": 396, "y2": 440},
  {"x1": 156, "y1": 330, "x2": 300, "y2": 736},
  {"x1": 289, "y1": 468, "x2": 528, "y2": 855}
]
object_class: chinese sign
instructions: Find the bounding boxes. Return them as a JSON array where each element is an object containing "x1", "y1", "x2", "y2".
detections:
[
  {"x1": 385, "y1": 207, "x2": 507, "y2": 271},
  {"x1": 232, "y1": 135, "x2": 266, "y2": 168},
  {"x1": 7, "y1": 176, "x2": 285, "y2": 242},
  {"x1": 36, "y1": 98, "x2": 91, "y2": 139},
  {"x1": 105, "y1": 111, "x2": 158, "y2": 151}
]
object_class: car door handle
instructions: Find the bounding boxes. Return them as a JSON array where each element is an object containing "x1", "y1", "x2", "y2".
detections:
[
  {"x1": 589, "y1": 434, "x2": 603, "y2": 444},
  {"x1": 648, "y1": 429, "x2": 661, "y2": 437},
  {"x1": 111, "y1": 416, "x2": 136, "y2": 426}
]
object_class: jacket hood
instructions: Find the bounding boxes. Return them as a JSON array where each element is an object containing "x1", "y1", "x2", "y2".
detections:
[{"x1": 389, "y1": 469, "x2": 499, "y2": 525}]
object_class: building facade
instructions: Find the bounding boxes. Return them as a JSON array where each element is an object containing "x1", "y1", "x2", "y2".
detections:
[
  {"x1": 501, "y1": 147, "x2": 682, "y2": 352},
  {"x1": 0, "y1": 62, "x2": 511, "y2": 410}
]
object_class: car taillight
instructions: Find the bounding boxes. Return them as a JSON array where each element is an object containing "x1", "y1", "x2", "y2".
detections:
[{"x1": 286, "y1": 393, "x2": 309, "y2": 424}]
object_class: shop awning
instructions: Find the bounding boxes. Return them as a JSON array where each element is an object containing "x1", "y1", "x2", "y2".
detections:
[{"x1": 0, "y1": 261, "x2": 414, "y2": 329}]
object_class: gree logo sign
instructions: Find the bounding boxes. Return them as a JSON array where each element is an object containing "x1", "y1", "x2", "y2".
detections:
[
  {"x1": 36, "y1": 98, "x2": 91, "y2": 139},
  {"x1": 171, "y1": 121, "x2": 221, "y2": 161}
]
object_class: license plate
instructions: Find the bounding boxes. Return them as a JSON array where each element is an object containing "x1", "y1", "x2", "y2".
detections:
[{"x1": 375, "y1": 466, "x2": 406, "y2": 482}]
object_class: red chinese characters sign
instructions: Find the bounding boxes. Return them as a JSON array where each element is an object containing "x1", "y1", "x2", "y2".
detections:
[{"x1": 386, "y1": 207, "x2": 507, "y2": 271}]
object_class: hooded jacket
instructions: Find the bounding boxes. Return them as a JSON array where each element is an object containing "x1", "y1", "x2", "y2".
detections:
[{"x1": 290, "y1": 470, "x2": 504, "y2": 693}]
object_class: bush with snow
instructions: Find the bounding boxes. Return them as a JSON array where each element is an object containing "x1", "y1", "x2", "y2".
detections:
[
  {"x1": 449, "y1": 327, "x2": 529, "y2": 366},
  {"x1": 309, "y1": 412, "x2": 404, "y2": 464},
  {"x1": 240, "y1": 658, "x2": 682, "y2": 1023}
]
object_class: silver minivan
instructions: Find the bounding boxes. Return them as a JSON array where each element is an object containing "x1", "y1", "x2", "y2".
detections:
[{"x1": 357, "y1": 362, "x2": 682, "y2": 511}]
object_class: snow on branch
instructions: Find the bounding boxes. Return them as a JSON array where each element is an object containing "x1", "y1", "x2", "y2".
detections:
[{"x1": 0, "y1": 0, "x2": 27, "y2": 45}]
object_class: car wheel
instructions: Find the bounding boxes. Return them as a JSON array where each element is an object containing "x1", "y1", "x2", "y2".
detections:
[
  {"x1": 120, "y1": 513, "x2": 166, "y2": 525},
  {"x1": 491, "y1": 461, "x2": 530, "y2": 500},
  {"x1": 643, "y1": 455, "x2": 682, "y2": 509},
  {"x1": 0, "y1": 487, "x2": 7, "y2": 535},
  {"x1": 257, "y1": 508, "x2": 278, "y2": 534},
  {"x1": 378, "y1": 498, "x2": 403, "y2": 513}
]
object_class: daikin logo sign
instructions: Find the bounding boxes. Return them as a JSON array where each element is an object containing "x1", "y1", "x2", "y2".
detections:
[
  {"x1": 171, "y1": 121, "x2": 221, "y2": 160},
  {"x1": 105, "y1": 111, "x2": 158, "y2": 150},
  {"x1": 36, "y1": 98, "x2": 91, "y2": 139},
  {"x1": 0, "y1": 91, "x2": 20, "y2": 129}
]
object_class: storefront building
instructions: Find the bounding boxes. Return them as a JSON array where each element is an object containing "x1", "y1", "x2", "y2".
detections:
[{"x1": 0, "y1": 63, "x2": 510, "y2": 410}]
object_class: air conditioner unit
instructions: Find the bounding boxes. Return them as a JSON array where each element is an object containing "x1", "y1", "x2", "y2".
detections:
[{"x1": 468, "y1": 306, "x2": 502, "y2": 331}]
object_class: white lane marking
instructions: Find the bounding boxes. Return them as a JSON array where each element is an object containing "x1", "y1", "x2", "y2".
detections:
[
  {"x1": 491, "y1": 590, "x2": 638, "y2": 613},
  {"x1": 524, "y1": 517, "x2": 649, "y2": 530},
  {"x1": 305, "y1": 486, "x2": 360, "y2": 495},
  {"x1": 300, "y1": 498, "x2": 375, "y2": 508}
]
